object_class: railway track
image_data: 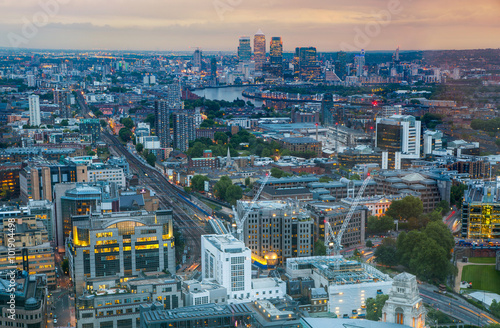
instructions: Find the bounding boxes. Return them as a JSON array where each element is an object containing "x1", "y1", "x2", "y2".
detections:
[{"x1": 101, "y1": 132, "x2": 205, "y2": 263}]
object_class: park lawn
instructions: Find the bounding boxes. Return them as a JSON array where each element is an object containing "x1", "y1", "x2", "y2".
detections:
[
  {"x1": 468, "y1": 257, "x2": 496, "y2": 264},
  {"x1": 461, "y1": 265, "x2": 500, "y2": 294}
]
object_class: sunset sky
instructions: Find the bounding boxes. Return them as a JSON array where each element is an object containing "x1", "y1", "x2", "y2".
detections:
[{"x1": 0, "y1": 0, "x2": 499, "y2": 51}]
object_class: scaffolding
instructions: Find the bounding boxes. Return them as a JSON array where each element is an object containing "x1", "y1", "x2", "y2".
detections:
[{"x1": 286, "y1": 256, "x2": 391, "y2": 286}]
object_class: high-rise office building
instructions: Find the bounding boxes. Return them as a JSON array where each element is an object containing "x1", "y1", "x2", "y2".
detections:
[
  {"x1": 253, "y1": 30, "x2": 266, "y2": 70},
  {"x1": 354, "y1": 49, "x2": 366, "y2": 77},
  {"x1": 155, "y1": 99, "x2": 171, "y2": 148},
  {"x1": 154, "y1": 82, "x2": 182, "y2": 149},
  {"x1": 321, "y1": 93, "x2": 334, "y2": 126},
  {"x1": 376, "y1": 115, "x2": 421, "y2": 169},
  {"x1": 461, "y1": 182, "x2": 500, "y2": 239},
  {"x1": 173, "y1": 112, "x2": 195, "y2": 152},
  {"x1": 266, "y1": 36, "x2": 284, "y2": 77},
  {"x1": 295, "y1": 47, "x2": 321, "y2": 81},
  {"x1": 193, "y1": 48, "x2": 202, "y2": 68},
  {"x1": 236, "y1": 200, "x2": 314, "y2": 264},
  {"x1": 335, "y1": 51, "x2": 348, "y2": 81},
  {"x1": 54, "y1": 89, "x2": 71, "y2": 118},
  {"x1": 270, "y1": 37, "x2": 283, "y2": 65},
  {"x1": 201, "y1": 234, "x2": 252, "y2": 301},
  {"x1": 0, "y1": 271, "x2": 48, "y2": 328},
  {"x1": 79, "y1": 118, "x2": 101, "y2": 145},
  {"x1": 67, "y1": 210, "x2": 175, "y2": 294},
  {"x1": 237, "y1": 36, "x2": 252, "y2": 62},
  {"x1": 210, "y1": 57, "x2": 217, "y2": 78},
  {"x1": 28, "y1": 94, "x2": 41, "y2": 126}
]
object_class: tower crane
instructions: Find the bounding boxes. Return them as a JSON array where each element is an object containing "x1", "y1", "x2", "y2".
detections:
[
  {"x1": 325, "y1": 174, "x2": 372, "y2": 256},
  {"x1": 232, "y1": 173, "x2": 270, "y2": 241}
]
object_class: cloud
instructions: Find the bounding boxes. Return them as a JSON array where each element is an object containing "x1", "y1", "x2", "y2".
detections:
[{"x1": 0, "y1": 0, "x2": 498, "y2": 50}]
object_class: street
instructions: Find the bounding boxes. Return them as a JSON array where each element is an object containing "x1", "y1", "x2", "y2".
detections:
[{"x1": 419, "y1": 284, "x2": 498, "y2": 326}]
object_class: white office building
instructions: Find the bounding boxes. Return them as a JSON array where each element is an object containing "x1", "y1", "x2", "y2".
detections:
[
  {"x1": 376, "y1": 115, "x2": 421, "y2": 169},
  {"x1": 29, "y1": 94, "x2": 41, "y2": 126},
  {"x1": 201, "y1": 234, "x2": 286, "y2": 303},
  {"x1": 423, "y1": 130, "x2": 443, "y2": 155},
  {"x1": 202, "y1": 234, "x2": 252, "y2": 302},
  {"x1": 88, "y1": 165, "x2": 126, "y2": 189}
]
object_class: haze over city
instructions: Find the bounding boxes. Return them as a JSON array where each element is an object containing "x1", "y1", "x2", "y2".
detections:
[{"x1": 0, "y1": 0, "x2": 499, "y2": 51}]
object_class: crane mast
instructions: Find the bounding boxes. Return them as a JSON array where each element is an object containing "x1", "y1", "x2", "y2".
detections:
[
  {"x1": 232, "y1": 173, "x2": 270, "y2": 241},
  {"x1": 325, "y1": 174, "x2": 372, "y2": 256}
]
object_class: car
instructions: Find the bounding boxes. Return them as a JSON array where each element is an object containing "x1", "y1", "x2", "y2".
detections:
[{"x1": 54, "y1": 319, "x2": 57, "y2": 324}]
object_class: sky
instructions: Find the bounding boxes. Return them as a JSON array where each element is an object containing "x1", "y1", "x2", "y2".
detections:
[{"x1": 0, "y1": 0, "x2": 499, "y2": 52}]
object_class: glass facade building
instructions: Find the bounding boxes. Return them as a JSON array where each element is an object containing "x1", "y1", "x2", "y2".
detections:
[{"x1": 67, "y1": 210, "x2": 175, "y2": 294}]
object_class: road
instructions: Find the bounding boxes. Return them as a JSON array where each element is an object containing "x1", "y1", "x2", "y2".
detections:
[
  {"x1": 48, "y1": 252, "x2": 74, "y2": 327},
  {"x1": 419, "y1": 284, "x2": 499, "y2": 326},
  {"x1": 444, "y1": 206, "x2": 461, "y2": 234},
  {"x1": 101, "y1": 131, "x2": 206, "y2": 266}
]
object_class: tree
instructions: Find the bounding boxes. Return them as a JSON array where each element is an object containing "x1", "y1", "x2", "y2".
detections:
[
  {"x1": 146, "y1": 152, "x2": 156, "y2": 167},
  {"x1": 119, "y1": 128, "x2": 132, "y2": 142},
  {"x1": 270, "y1": 167, "x2": 291, "y2": 178},
  {"x1": 144, "y1": 113, "x2": 155, "y2": 126},
  {"x1": 374, "y1": 237, "x2": 398, "y2": 266},
  {"x1": 427, "y1": 209, "x2": 442, "y2": 222},
  {"x1": 435, "y1": 200, "x2": 450, "y2": 215},
  {"x1": 87, "y1": 150, "x2": 96, "y2": 156},
  {"x1": 385, "y1": 196, "x2": 423, "y2": 221},
  {"x1": 490, "y1": 300, "x2": 500, "y2": 319},
  {"x1": 366, "y1": 240, "x2": 374, "y2": 248},
  {"x1": 367, "y1": 215, "x2": 395, "y2": 234},
  {"x1": 60, "y1": 119, "x2": 69, "y2": 126},
  {"x1": 424, "y1": 221, "x2": 454, "y2": 260},
  {"x1": 214, "y1": 132, "x2": 228, "y2": 145},
  {"x1": 191, "y1": 175, "x2": 210, "y2": 192},
  {"x1": 187, "y1": 142, "x2": 205, "y2": 158},
  {"x1": 213, "y1": 176, "x2": 232, "y2": 200},
  {"x1": 450, "y1": 183, "x2": 467, "y2": 206},
  {"x1": 120, "y1": 117, "x2": 134, "y2": 130},
  {"x1": 319, "y1": 176, "x2": 333, "y2": 183},
  {"x1": 245, "y1": 177, "x2": 251, "y2": 186},
  {"x1": 349, "y1": 174, "x2": 361, "y2": 180},
  {"x1": 61, "y1": 258, "x2": 69, "y2": 275},
  {"x1": 100, "y1": 119, "x2": 107, "y2": 128},
  {"x1": 314, "y1": 240, "x2": 326, "y2": 256},
  {"x1": 225, "y1": 184, "x2": 243, "y2": 205},
  {"x1": 366, "y1": 294, "x2": 389, "y2": 321},
  {"x1": 136, "y1": 143, "x2": 144, "y2": 153}
]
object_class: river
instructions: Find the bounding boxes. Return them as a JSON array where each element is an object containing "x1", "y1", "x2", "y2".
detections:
[{"x1": 192, "y1": 86, "x2": 264, "y2": 107}]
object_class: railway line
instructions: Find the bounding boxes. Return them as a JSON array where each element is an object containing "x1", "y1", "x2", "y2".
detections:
[{"x1": 101, "y1": 132, "x2": 205, "y2": 264}]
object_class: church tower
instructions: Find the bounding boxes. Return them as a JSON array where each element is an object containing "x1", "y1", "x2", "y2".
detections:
[{"x1": 382, "y1": 272, "x2": 426, "y2": 328}]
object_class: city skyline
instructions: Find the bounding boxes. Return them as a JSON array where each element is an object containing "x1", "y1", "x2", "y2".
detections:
[{"x1": 0, "y1": 0, "x2": 498, "y2": 51}]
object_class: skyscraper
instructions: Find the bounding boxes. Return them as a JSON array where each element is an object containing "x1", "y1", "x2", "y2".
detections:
[
  {"x1": 173, "y1": 112, "x2": 195, "y2": 152},
  {"x1": 238, "y1": 36, "x2": 252, "y2": 62},
  {"x1": 253, "y1": 30, "x2": 266, "y2": 70},
  {"x1": 295, "y1": 47, "x2": 321, "y2": 81},
  {"x1": 335, "y1": 51, "x2": 348, "y2": 81},
  {"x1": 155, "y1": 99, "x2": 171, "y2": 148},
  {"x1": 270, "y1": 37, "x2": 283, "y2": 65},
  {"x1": 321, "y1": 93, "x2": 334, "y2": 126},
  {"x1": 28, "y1": 94, "x2": 40, "y2": 126},
  {"x1": 54, "y1": 89, "x2": 71, "y2": 118},
  {"x1": 376, "y1": 115, "x2": 421, "y2": 169},
  {"x1": 354, "y1": 49, "x2": 366, "y2": 77},
  {"x1": 193, "y1": 48, "x2": 202, "y2": 69},
  {"x1": 210, "y1": 57, "x2": 217, "y2": 78}
]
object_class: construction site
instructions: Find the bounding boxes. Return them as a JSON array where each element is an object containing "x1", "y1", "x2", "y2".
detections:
[{"x1": 285, "y1": 255, "x2": 393, "y2": 318}]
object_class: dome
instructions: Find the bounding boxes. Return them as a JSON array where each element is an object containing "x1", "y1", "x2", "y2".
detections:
[
  {"x1": 24, "y1": 297, "x2": 39, "y2": 310},
  {"x1": 264, "y1": 252, "x2": 279, "y2": 266}
]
